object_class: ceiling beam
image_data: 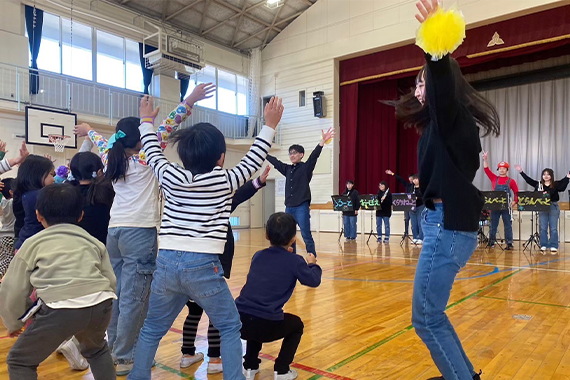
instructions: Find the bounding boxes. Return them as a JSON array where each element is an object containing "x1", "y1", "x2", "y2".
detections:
[
  {"x1": 165, "y1": 0, "x2": 204, "y2": 21},
  {"x1": 202, "y1": 0, "x2": 266, "y2": 36},
  {"x1": 230, "y1": 0, "x2": 250, "y2": 46},
  {"x1": 234, "y1": 25, "x2": 269, "y2": 47},
  {"x1": 211, "y1": 0, "x2": 282, "y2": 33},
  {"x1": 199, "y1": 0, "x2": 212, "y2": 33},
  {"x1": 161, "y1": 0, "x2": 169, "y2": 21},
  {"x1": 263, "y1": 0, "x2": 285, "y2": 46},
  {"x1": 275, "y1": 10, "x2": 303, "y2": 25},
  {"x1": 300, "y1": 0, "x2": 313, "y2": 6},
  {"x1": 120, "y1": 0, "x2": 130, "y2": 4}
]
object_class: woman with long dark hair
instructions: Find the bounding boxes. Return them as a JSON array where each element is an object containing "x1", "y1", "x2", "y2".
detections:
[
  {"x1": 515, "y1": 165, "x2": 570, "y2": 253},
  {"x1": 389, "y1": 1, "x2": 500, "y2": 379}
]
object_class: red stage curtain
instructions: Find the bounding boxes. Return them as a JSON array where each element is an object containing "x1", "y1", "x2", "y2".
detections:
[{"x1": 339, "y1": 84, "x2": 359, "y2": 192}]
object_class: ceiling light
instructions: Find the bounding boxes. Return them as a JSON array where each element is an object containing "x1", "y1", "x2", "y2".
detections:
[{"x1": 265, "y1": 0, "x2": 284, "y2": 9}]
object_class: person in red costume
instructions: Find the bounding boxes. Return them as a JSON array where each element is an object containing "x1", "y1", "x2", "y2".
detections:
[{"x1": 482, "y1": 150, "x2": 518, "y2": 250}]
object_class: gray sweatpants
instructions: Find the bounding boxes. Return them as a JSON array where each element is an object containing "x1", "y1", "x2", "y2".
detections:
[{"x1": 7, "y1": 299, "x2": 116, "y2": 380}]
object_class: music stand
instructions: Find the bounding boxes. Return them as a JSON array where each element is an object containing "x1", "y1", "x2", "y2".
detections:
[
  {"x1": 332, "y1": 195, "x2": 354, "y2": 242},
  {"x1": 358, "y1": 194, "x2": 380, "y2": 244},
  {"x1": 482, "y1": 191, "x2": 509, "y2": 251},
  {"x1": 393, "y1": 193, "x2": 417, "y2": 246},
  {"x1": 518, "y1": 191, "x2": 550, "y2": 252}
]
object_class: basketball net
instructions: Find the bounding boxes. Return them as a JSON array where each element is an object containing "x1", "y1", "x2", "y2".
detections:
[{"x1": 48, "y1": 135, "x2": 70, "y2": 152}]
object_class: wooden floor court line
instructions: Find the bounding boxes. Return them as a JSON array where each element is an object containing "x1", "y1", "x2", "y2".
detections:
[
  {"x1": 305, "y1": 269, "x2": 524, "y2": 380},
  {"x1": 479, "y1": 295, "x2": 570, "y2": 309},
  {"x1": 154, "y1": 363, "x2": 194, "y2": 379}
]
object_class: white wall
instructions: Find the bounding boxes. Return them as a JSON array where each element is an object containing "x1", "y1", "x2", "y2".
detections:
[{"x1": 261, "y1": 0, "x2": 567, "y2": 207}]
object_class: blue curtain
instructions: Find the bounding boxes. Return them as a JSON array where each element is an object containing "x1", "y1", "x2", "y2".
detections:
[
  {"x1": 180, "y1": 78, "x2": 189, "y2": 102},
  {"x1": 25, "y1": 5, "x2": 44, "y2": 95},
  {"x1": 139, "y1": 42, "x2": 157, "y2": 95}
]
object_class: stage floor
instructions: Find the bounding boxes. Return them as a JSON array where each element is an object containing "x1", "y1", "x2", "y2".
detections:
[{"x1": 2, "y1": 229, "x2": 570, "y2": 380}]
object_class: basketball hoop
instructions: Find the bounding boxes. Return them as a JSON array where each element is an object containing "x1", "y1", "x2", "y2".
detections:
[{"x1": 48, "y1": 134, "x2": 71, "y2": 152}]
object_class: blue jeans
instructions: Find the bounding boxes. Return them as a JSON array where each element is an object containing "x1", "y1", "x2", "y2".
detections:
[
  {"x1": 412, "y1": 204, "x2": 478, "y2": 380},
  {"x1": 489, "y1": 209, "x2": 513, "y2": 244},
  {"x1": 539, "y1": 202, "x2": 560, "y2": 249},
  {"x1": 343, "y1": 215, "x2": 357, "y2": 239},
  {"x1": 286, "y1": 202, "x2": 316, "y2": 255},
  {"x1": 127, "y1": 250, "x2": 244, "y2": 380},
  {"x1": 106, "y1": 227, "x2": 157, "y2": 364},
  {"x1": 376, "y1": 217, "x2": 390, "y2": 241},
  {"x1": 410, "y1": 205, "x2": 425, "y2": 240}
]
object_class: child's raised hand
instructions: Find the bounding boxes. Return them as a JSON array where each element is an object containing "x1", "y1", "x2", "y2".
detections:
[
  {"x1": 74, "y1": 123, "x2": 92, "y2": 138},
  {"x1": 186, "y1": 83, "x2": 216, "y2": 106},
  {"x1": 264, "y1": 97, "x2": 284, "y2": 130},
  {"x1": 44, "y1": 154, "x2": 56, "y2": 163},
  {"x1": 514, "y1": 164, "x2": 523, "y2": 173},
  {"x1": 0, "y1": 140, "x2": 7, "y2": 153},
  {"x1": 139, "y1": 95, "x2": 160, "y2": 120},
  {"x1": 15, "y1": 141, "x2": 29, "y2": 165},
  {"x1": 306, "y1": 253, "x2": 317, "y2": 265},
  {"x1": 260, "y1": 165, "x2": 271, "y2": 184}
]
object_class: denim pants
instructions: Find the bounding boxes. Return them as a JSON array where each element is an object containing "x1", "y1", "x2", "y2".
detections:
[
  {"x1": 376, "y1": 217, "x2": 390, "y2": 241},
  {"x1": 410, "y1": 205, "x2": 425, "y2": 240},
  {"x1": 412, "y1": 204, "x2": 478, "y2": 380},
  {"x1": 539, "y1": 202, "x2": 560, "y2": 249},
  {"x1": 127, "y1": 250, "x2": 244, "y2": 380},
  {"x1": 489, "y1": 209, "x2": 513, "y2": 244},
  {"x1": 286, "y1": 201, "x2": 316, "y2": 255},
  {"x1": 106, "y1": 227, "x2": 157, "y2": 364},
  {"x1": 343, "y1": 215, "x2": 357, "y2": 239}
]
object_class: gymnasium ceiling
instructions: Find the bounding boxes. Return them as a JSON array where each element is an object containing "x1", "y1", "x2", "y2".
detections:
[{"x1": 106, "y1": 0, "x2": 316, "y2": 52}]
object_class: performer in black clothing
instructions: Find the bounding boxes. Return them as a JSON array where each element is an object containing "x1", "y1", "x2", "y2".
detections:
[
  {"x1": 341, "y1": 180, "x2": 360, "y2": 241},
  {"x1": 376, "y1": 181, "x2": 392, "y2": 243},
  {"x1": 386, "y1": 169, "x2": 414, "y2": 236},
  {"x1": 389, "y1": 1, "x2": 500, "y2": 379},
  {"x1": 515, "y1": 165, "x2": 570, "y2": 253},
  {"x1": 266, "y1": 128, "x2": 335, "y2": 256}
]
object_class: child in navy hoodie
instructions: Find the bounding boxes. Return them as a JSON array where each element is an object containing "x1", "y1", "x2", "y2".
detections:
[{"x1": 236, "y1": 212, "x2": 322, "y2": 380}]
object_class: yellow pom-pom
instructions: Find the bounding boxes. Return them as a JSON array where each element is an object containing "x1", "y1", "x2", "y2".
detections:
[{"x1": 416, "y1": 7, "x2": 466, "y2": 60}]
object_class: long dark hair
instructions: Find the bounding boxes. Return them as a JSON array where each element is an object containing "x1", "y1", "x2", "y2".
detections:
[
  {"x1": 388, "y1": 58, "x2": 500, "y2": 137},
  {"x1": 70, "y1": 152, "x2": 115, "y2": 207},
  {"x1": 105, "y1": 117, "x2": 141, "y2": 182},
  {"x1": 541, "y1": 168, "x2": 556, "y2": 188},
  {"x1": 14, "y1": 155, "x2": 54, "y2": 195}
]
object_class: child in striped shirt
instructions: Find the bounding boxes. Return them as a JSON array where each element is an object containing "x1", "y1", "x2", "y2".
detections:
[{"x1": 127, "y1": 96, "x2": 283, "y2": 380}]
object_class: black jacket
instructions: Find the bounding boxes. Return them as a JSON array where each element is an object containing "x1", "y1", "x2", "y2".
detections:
[
  {"x1": 520, "y1": 172, "x2": 570, "y2": 203},
  {"x1": 417, "y1": 54, "x2": 483, "y2": 232},
  {"x1": 341, "y1": 188, "x2": 360, "y2": 216},
  {"x1": 376, "y1": 189, "x2": 393, "y2": 217},
  {"x1": 267, "y1": 144, "x2": 323, "y2": 207}
]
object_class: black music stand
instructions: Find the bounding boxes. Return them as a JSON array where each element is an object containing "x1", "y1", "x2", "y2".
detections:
[
  {"x1": 393, "y1": 193, "x2": 417, "y2": 246},
  {"x1": 518, "y1": 191, "x2": 550, "y2": 252},
  {"x1": 482, "y1": 191, "x2": 510, "y2": 251},
  {"x1": 332, "y1": 195, "x2": 354, "y2": 242},
  {"x1": 359, "y1": 194, "x2": 380, "y2": 245}
]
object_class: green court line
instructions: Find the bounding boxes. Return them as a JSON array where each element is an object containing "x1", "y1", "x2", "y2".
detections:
[
  {"x1": 480, "y1": 295, "x2": 570, "y2": 309},
  {"x1": 306, "y1": 269, "x2": 523, "y2": 380},
  {"x1": 154, "y1": 363, "x2": 195, "y2": 379}
]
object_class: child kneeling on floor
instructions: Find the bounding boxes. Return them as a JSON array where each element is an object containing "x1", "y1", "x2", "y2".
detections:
[
  {"x1": 236, "y1": 212, "x2": 322, "y2": 380},
  {"x1": 0, "y1": 183, "x2": 117, "y2": 380}
]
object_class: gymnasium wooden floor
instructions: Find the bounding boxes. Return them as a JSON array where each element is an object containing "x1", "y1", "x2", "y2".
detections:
[{"x1": 3, "y1": 229, "x2": 570, "y2": 380}]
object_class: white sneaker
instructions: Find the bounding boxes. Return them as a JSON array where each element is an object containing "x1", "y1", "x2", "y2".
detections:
[
  {"x1": 275, "y1": 369, "x2": 298, "y2": 380},
  {"x1": 417, "y1": 240, "x2": 423, "y2": 245},
  {"x1": 412, "y1": 239, "x2": 418, "y2": 244},
  {"x1": 541, "y1": 246, "x2": 547, "y2": 251},
  {"x1": 116, "y1": 363, "x2": 134, "y2": 376},
  {"x1": 550, "y1": 247, "x2": 558, "y2": 254},
  {"x1": 244, "y1": 368, "x2": 260, "y2": 379},
  {"x1": 180, "y1": 352, "x2": 204, "y2": 368},
  {"x1": 56, "y1": 338, "x2": 89, "y2": 371},
  {"x1": 207, "y1": 359, "x2": 223, "y2": 374}
]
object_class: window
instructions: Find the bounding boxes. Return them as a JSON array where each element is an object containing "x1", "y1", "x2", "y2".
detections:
[
  {"x1": 62, "y1": 19, "x2": 92, "y2": 80},
  {"x1": 237, "y1": 75, "x2": 248, "y2": 116},
  {"x1": 126, "y1": 39, "x2": 143, "y2": 92},
  {"x1": 97, "y1": 30, "x2": 124, "y2": 88},
  {"x1": 195, "y1": 65, "x2": 216, "y2": 110},
  {"x1": 184, "y1": 67, "x2": 250, "y2": 116},
  {"x1": 35, "y1": 12, "x2": 60, "y2": 74},
  {"x1": 218, "y1": 69, "x2": 236, "y2": 114}
]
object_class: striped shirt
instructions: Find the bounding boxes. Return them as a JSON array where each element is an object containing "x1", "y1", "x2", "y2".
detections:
[
  {"x1": 139, "y1": 123, "x2": 275, "y2": 254},
  {"x1": 0, "y1": 158, "x2": 11, "y2": 174}
]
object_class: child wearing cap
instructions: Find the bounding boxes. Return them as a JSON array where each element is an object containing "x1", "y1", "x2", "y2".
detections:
[{"x1": 482, "y1": 151, "x2": 519, "y2": 250}]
